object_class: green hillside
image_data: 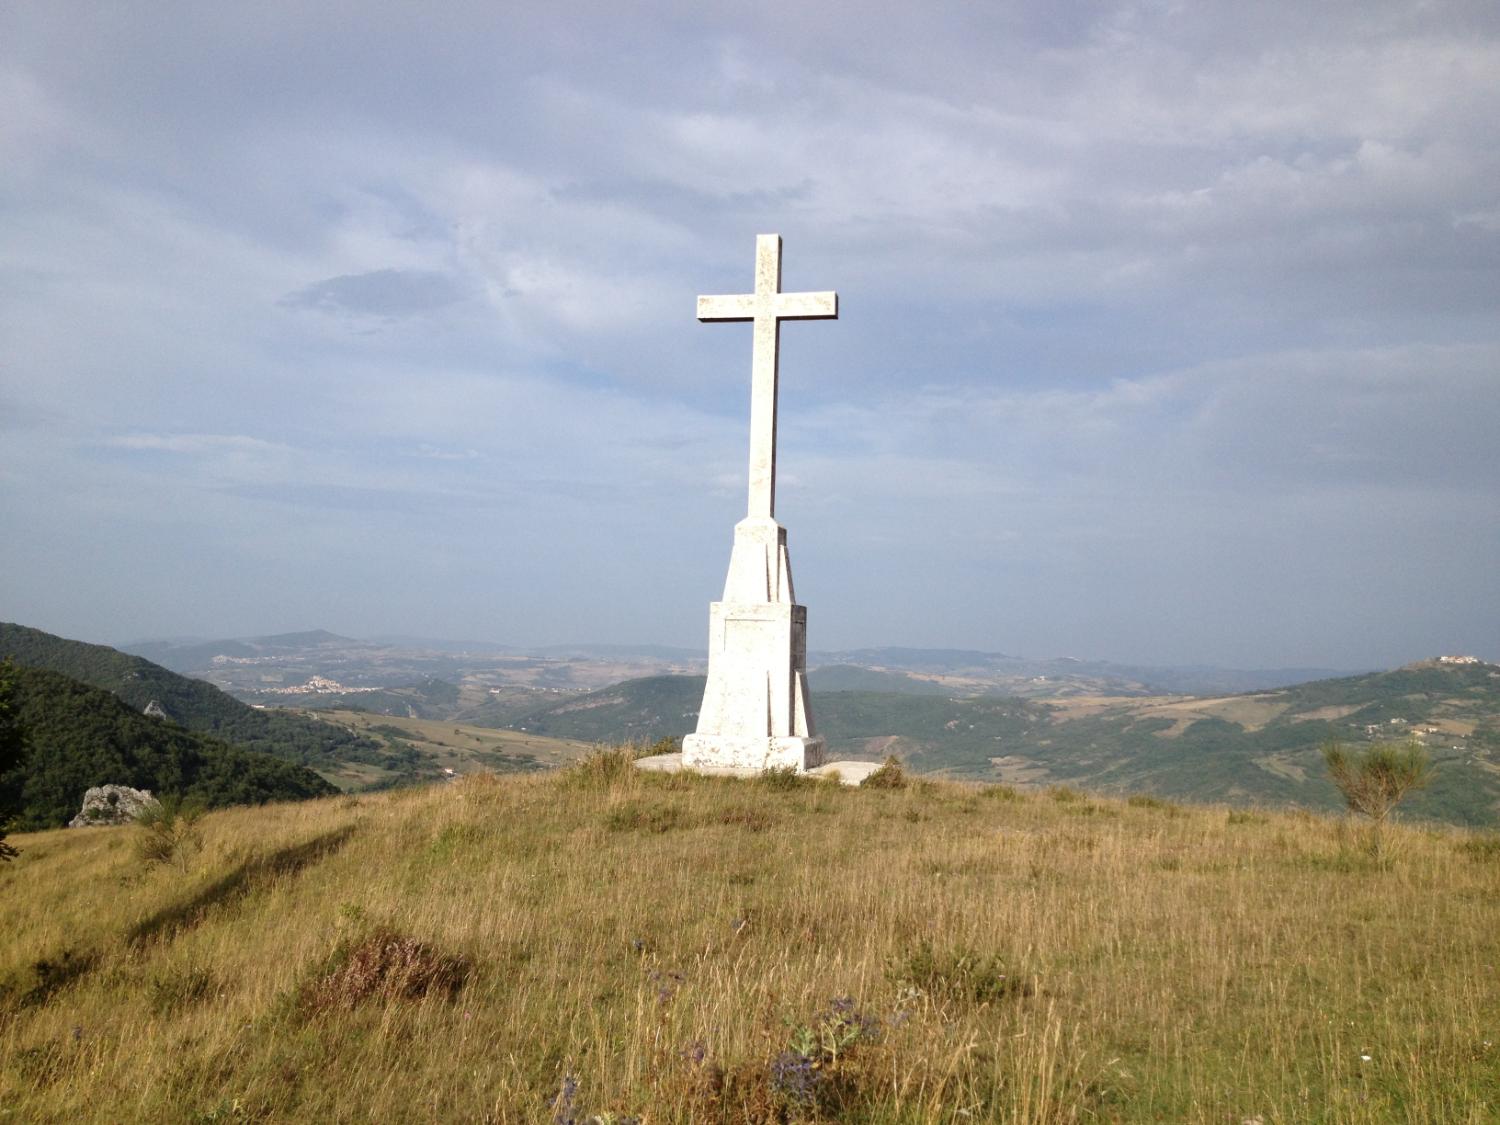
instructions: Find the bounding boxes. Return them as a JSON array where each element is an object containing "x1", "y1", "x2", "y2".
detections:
[
  {"x1": 1010, "y1": 660, "x2": 1500, "y2": 827},
  {"x1": 808, "y1": 664, "x2": 949, "y2": 694},
  {"x1": 493, "y1": 674, "x2": 704, "y2": 742},
  {"x1": 0, "y1": 664, "x2": 336, "y2": 829},
  {"x1": 0, "y1": 623, "x2": 385, "y2": 771},
  {"x1": 483, "y1": 662, "x2": 1500, "y2": 826}
]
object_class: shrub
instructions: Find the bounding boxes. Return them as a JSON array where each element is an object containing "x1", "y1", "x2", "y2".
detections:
[
  {"x1": 1127, "y1": 794, "x2": 1182, "y2": 815},
  {"x1": 603, "y1": 800, "x2": 686, "y2": 834},
  {"x1": 564, "y1": 748, "x2": 642, "y2": 790},
  {"x1": 1323, "y1": 738, "x2": 1431, "y2": 857},
  {"x1": 889, "y1": 940, "x2": 1033, "y2": 1005},
  {"x1": 758, "y1": 766, "x2": 810, "y2": 791},
  {"x1": 135, "y1": 796, "x2": 205, "y2": 873},
  {"x1": 861, "y1": 755, "x2": 907, "y2": 789}
]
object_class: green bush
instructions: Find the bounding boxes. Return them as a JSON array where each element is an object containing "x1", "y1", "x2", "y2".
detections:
[
  {"x1": 1324, "y1": 738, "x2": 1431, "y2": 858},
  {"x1": 758, "y1": 766, "x2": 811, "y2": 791},
  {"x1": 860, "y1": 755, "x2": 907, "y2": 790},
  {"x1": 889, "y1": 940, "x2": 1033, "y2": 1005},
  {"x1": 1324, "y1": 738, "x2": 1432, "y2": 823}
]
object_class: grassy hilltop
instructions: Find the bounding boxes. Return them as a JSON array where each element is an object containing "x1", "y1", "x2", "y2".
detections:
[{"x1": 2, "y1": 761, "x2": 1497, "y2": 1122}]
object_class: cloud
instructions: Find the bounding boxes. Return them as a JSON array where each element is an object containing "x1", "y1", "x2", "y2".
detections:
[
  {"x1": 105, "y1": 432, "x2": 287, "y2": 455},
  {"x1": 1, "y1": 0, "x2": 1497, "y2": 667},
  {"x1": 279, "y1": 268, "x2": 468, "y2": 318}
]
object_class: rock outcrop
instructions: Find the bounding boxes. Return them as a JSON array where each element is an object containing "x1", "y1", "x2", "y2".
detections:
[{"x1": 68, "y1": 785, "x2": 160, "y2": 827}]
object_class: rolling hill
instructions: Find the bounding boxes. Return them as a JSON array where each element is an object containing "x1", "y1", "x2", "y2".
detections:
[
  {"x1": 0, "y1": 623, "x2": 386, "y2": 771},
  {"x1": 482, "y1": 659, "x2": 1500, "y2": 826}
]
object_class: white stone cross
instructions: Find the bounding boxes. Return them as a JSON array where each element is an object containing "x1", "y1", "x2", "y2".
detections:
[{"x1": 698, "y1": 234, "x2": 837, "y2": 520}]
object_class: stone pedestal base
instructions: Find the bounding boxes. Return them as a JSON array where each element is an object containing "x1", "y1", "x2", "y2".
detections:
[
  {"x1": 684, "y1": 516, "x2": 822, "y2": 773},
  {"x1": 681, "y1": 734, "x2": 825, "y2": 772}
]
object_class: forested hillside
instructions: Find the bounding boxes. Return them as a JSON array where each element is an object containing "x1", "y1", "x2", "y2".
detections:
[
  {"x1": 0, "y1": 664, "x2": 336, "y2": 828},
  {"x1": 0, "y1": 623, "x2": 384, "y2": 769}
]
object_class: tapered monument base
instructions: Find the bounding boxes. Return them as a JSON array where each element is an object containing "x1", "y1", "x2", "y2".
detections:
[{"x1": 683, "y1": 516, "x2": 823, "y2": 774}]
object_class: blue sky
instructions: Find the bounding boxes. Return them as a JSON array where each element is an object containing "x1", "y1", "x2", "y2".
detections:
[{"x1": 2, "y1": 1, "x2": 1497, "y2": 669}]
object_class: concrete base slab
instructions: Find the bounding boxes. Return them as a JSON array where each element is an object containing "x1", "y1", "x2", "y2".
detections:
[
  {"x1": 808, "y1": 760, "x2": 883, "y2": 785},
  {"x1": 632, "y1": 753, "x2": 881, "y2": 787}
]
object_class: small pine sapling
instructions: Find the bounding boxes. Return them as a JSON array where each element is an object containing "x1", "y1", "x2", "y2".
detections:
[
  {"x1": 135, "y1": 795, "x2": 205, "y2": 873},
  {"x1": 1322, "y1": 737, "x2": 1432, "y2": 858}
]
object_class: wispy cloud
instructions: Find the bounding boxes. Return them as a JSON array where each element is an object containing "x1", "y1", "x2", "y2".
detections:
[{"x1": 279, "y1": 269, "x2": 468, "y2": 319}]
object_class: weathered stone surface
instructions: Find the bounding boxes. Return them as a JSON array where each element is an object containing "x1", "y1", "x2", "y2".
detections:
[
  {"x1": 682, "y1": 235, "x2": 836, "y2": 773},
  {"x1": 68, "y1": 784, "x2": 160, "y2": 827},
  {"x1": 634, "y1": 752, "x2": 880, "y2": 786}
]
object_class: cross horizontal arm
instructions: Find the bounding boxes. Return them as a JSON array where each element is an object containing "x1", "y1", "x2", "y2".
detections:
[
  {"x1": 697, "y1": 293, "x2": 759, "y2": 322},
  {"x1": 774, "y1": 291, "x2": 837, "y2": 320}
]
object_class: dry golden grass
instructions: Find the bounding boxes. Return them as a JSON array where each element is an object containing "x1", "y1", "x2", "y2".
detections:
[{"x1": 1, "y1": 760, "x2": 1497, "y2": 1122}]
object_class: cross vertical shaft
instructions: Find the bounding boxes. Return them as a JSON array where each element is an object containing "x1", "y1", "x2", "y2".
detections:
[
  {"x1": 698, "y1": 234, "x2": 837, "y2": 520},
  {"x1": 748, "y1": 236, "x2": 781, "y2": 519}
]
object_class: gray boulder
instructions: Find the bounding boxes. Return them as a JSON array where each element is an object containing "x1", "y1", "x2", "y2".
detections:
[{"x1": 69, "y1": 785, "x2": 161, "y2": 828}]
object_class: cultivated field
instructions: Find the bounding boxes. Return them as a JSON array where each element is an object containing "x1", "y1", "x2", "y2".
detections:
[
  {"x1": 297, "y1": 709, "x2": 594, "y2": 790},
  {"x1": 2, "y1": 760, "x2": 1497, "y2": 1122}
]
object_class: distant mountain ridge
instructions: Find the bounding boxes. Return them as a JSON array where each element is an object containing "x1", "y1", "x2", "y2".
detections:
[
  {"x1": 123, "y1": 629, "x2": 1360, "y2": 700},
  {"x1": 810, "y1": 647, "x2": 1357, "y2": 696},
  {"x1": 124, "y1": 629, "x2": 371, "y2": 673}
]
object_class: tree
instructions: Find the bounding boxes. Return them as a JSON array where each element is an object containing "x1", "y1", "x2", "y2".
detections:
[
  {"x1": 0, "y1": 660, "x2": 26, "y2": 861},
  {"x1": 1322, "y1": 737, "x2": 1432, "y2": 857},
  {"x1": 135, "y1": 795, "x2": 204, "y2": 873}
]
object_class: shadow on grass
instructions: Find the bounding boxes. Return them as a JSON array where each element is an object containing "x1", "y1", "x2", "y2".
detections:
[
  {"x1": 11, "y1": 949, "x2": 100, "y2": 1010},
  {"x1": 128, "y1": 825, "x2": 357, "y2": 948}
]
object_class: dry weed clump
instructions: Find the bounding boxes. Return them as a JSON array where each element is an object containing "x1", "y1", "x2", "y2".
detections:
[
  {"x1": 302, "y1": 930, "x2": 468, "y2": 1014},
  {"x1": 564, "y1": 747, "x2": 649, "y2": 790}
]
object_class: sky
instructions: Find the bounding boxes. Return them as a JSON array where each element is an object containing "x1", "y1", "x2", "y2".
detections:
[{"x1": 2, "y1": 1, "x2": 1498, "y2": 670}]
